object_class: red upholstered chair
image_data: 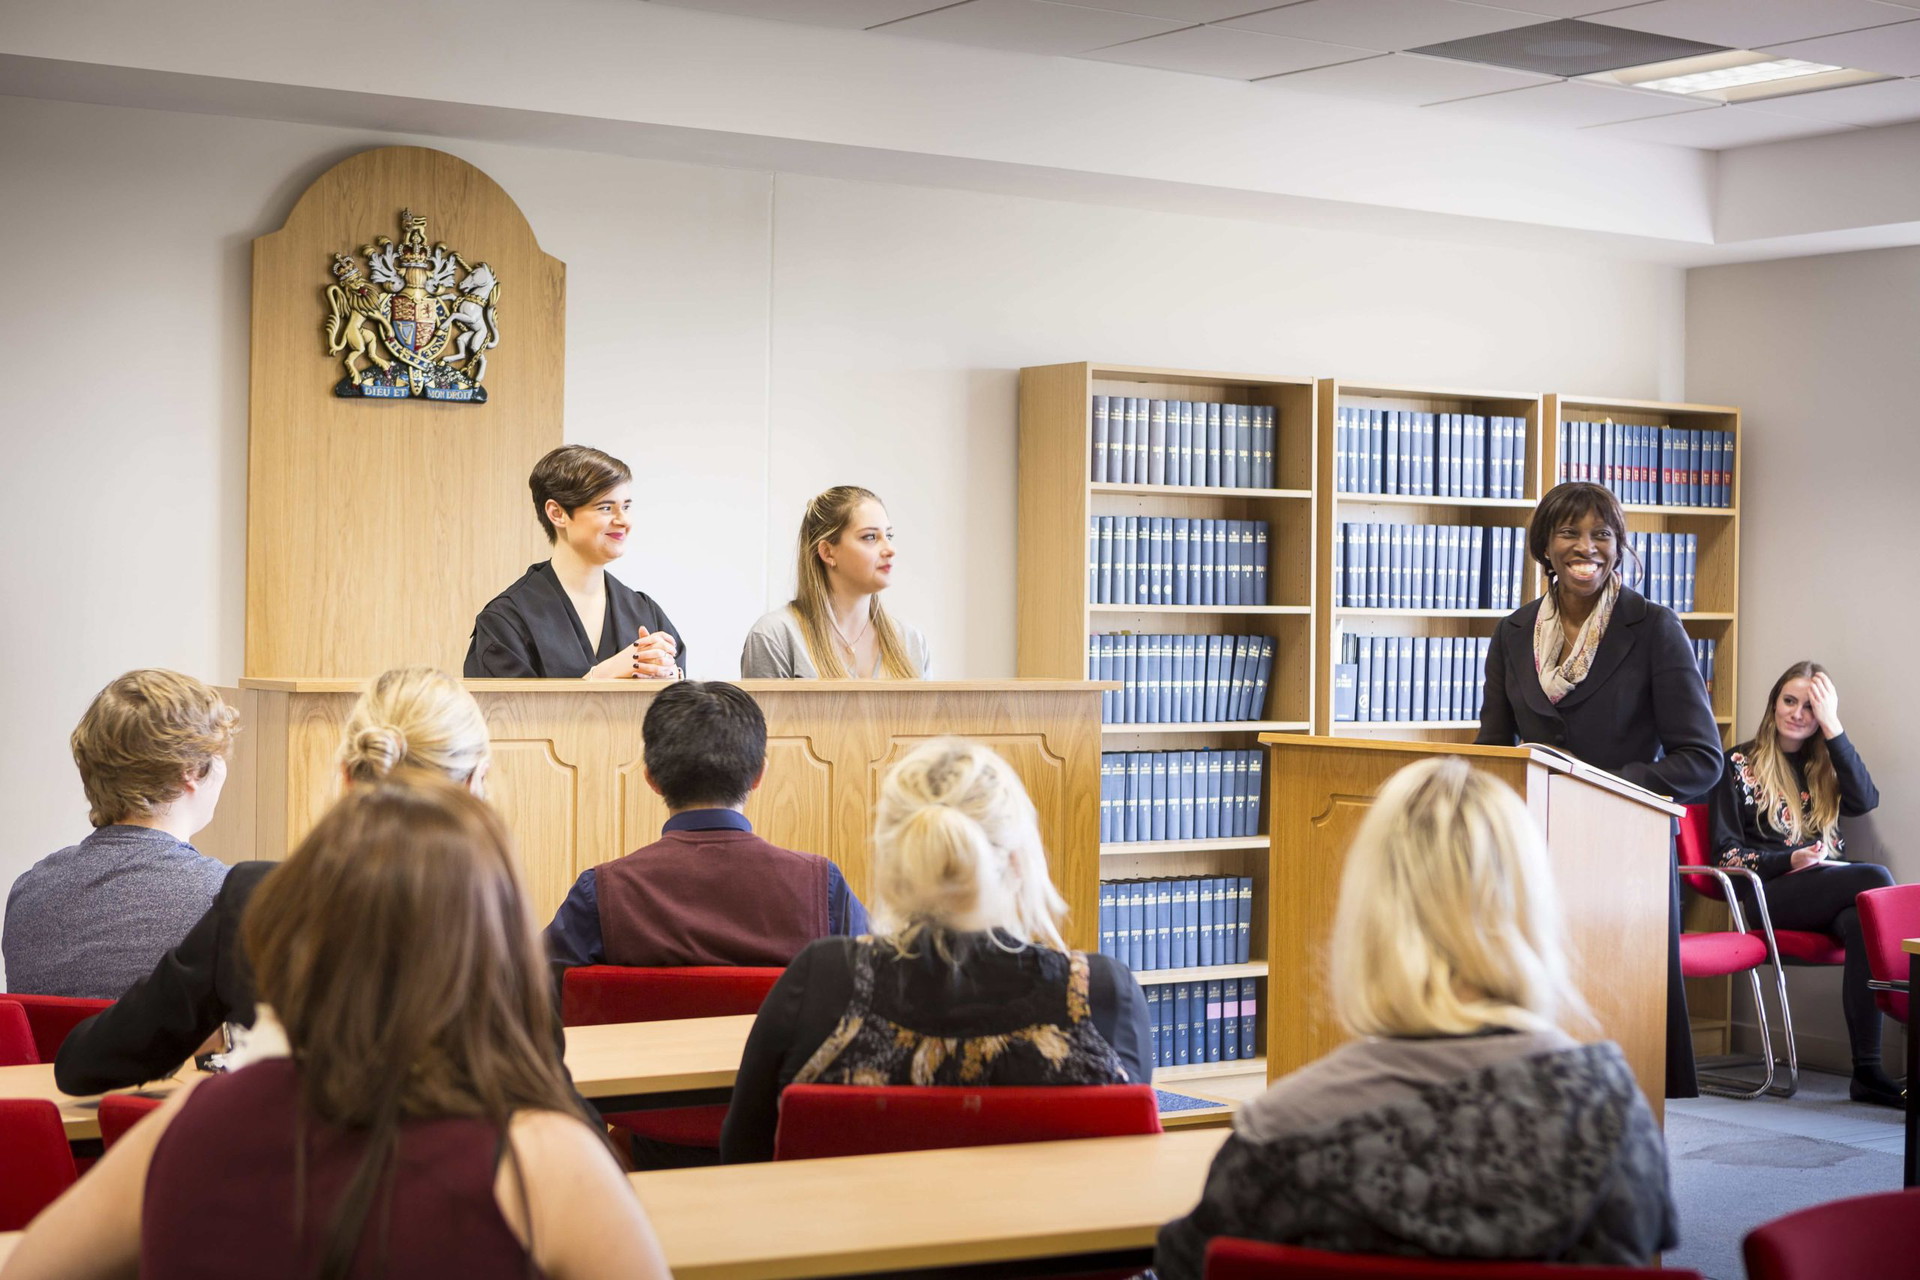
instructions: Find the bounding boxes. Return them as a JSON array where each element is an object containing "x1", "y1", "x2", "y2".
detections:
[
  {"x1": 1857, "y1": 883, "x2": 1919, "y2": 1026},
  {"x1": 97, "y1": 1094, "x2": 166, "y2": 1151},
  {"x1": 5, "y1": 995, "x2": 112, "y2": 1065},
  {"x1": 0, "y1": 1099, "x2": 79, "y2": 1230},
  {"x1": 1204, "y1": 1238, "x2": 1698, "y2": 1279},
  {"x1": 772, "y1": 1083, "x2": 1162, "y2": 1161},
  {"x1": 560, "y1": 965, "x2": 783, "y2": 1152},
  {"x1": 0, "y1": 999, "x2": 38, "y2": 1066},
  {"x1": 1742, "y1": 1188, "x2": 1920, "y2": 1280},
  {"x1": 1675, "y1": 802, "x2": 1805, "y2": 1098}
]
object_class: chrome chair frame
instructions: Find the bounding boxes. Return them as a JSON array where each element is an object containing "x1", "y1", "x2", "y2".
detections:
[{"x1": 1679, "y1": 862, "x2": 1800, "y2": 1099}]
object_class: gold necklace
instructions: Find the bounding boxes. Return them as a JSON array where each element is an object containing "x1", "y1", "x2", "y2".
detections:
[{"x1": 828, "y1": 607, "x2": 872, "y2": 666}]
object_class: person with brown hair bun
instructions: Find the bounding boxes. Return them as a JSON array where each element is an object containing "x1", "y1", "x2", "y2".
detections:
[
  {"x1": 741, "y1": 485, "x2": 929, "y2": 679},
  {"x1": 466, "y1": 444, "x2": 686, "y2": 679},
  {"x1": 1710, "y1": 661, "x2": 1900, "y2": 1106},
  {"x1": 8, "y1": 775, "x2": 667, "y2": 1280},
  {"x1": 1478, "y1": 480, "x2": 1722, "y2": 1098},
  {"x1": 4, "y1": 670, "x2": 236, "y2": 999}
]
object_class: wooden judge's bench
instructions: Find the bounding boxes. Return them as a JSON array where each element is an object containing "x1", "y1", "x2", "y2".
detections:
[{"x1": 198, "y1": 679, "x2": 1108, "y2": 939}]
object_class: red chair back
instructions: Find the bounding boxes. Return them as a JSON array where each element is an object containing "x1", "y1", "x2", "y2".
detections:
[
  {"x1": 5, "y1": 994, "x2": 112, "y2": 1064},
  {"x1": 1205, "y1": 1238, "x2": 1697, "y2": 1279},
  {"x1": 561, "y1": 965, "x2": 782, "y2": 1026},
  {"x1": 98, "y1": 1094, "x2": 166, "y2": 1150},
  {"x1": 1676, "y1": 807, "x2": 1844, "y2": 965},
  {"x1": 1857, "y1": 884, "x2": 1920, "y2": 1024},
  {"x1": 773, "y1": 1083, "x2": 1162, "y2": 1161},
  {"x1": 0, "y1": 999, "x2": 37, "y2": 1066},
  {"x1": 1743, "y1": 1188, "x2": 1920, "y2": 1280},
  {"x1": 1675, "y1": 803, "x2": 1724, "y2": 899},
  {"x1": 0, "y1": 1099, "x2": 79, "y2": 1230}
]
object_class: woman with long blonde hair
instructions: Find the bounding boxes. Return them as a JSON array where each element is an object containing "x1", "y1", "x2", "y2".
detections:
[
  {"x1": 9, "y1": 776, "x2": 668, "y2": 1280},
  {"x1": 719, "y1": 737, "x2": 1147, "y2": 1162},
  {"x1": 1156, "y1": 757, "x2": 1674, "y2": 1276},
  {"x1": 1709, "y1": 661, "x2": 1898, "y2": 1106},
  {"x1": 741, "y1": 485, "x2": 929, "y2": 679}
]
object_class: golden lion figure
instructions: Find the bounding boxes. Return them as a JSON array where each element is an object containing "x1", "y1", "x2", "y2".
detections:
[{"x1": 324, "y1": 255, "x2": 397, "y2": 386}]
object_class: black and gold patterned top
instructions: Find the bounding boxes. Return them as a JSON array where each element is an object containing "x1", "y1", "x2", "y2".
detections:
[
  {"x1": 719, "y1": 930, "x2": 1150, "y2": 1163},
  {"x1": 1707, "y1": 732, "x2": 1879, "y2": 881}
]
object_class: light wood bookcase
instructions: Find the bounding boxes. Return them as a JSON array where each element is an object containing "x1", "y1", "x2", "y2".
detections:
[
  {"x1": 1312, "y1": 380, "x2": 1546, "y2": 742},
  {"x1": 1017, "y1": 362, "x2": 1319, "y2": 1086}
]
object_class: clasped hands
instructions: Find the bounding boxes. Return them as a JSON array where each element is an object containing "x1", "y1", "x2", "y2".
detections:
[{"x1": 586, "y1": 627, "x2": 680, "y2": 680}]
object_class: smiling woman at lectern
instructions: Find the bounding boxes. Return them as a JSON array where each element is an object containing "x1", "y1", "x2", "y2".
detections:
[
  {"x1": 464, "y1": 445, "x2": 686, "y2": 680},
  {"x1": 1477, "y1": 480, "x2": 1721, "y2": 1098}
]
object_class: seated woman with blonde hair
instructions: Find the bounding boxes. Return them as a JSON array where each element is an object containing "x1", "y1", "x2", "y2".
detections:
[
  {"x1": 6, "y1": 775, "x2": 668, "y2": 1280},
  {"x1": 719, "y1": 737, "x2": 1148, "y2": 1162},
  {"x1": 1155, "y1": 757, "x2": 1676, "y2": 1277}
]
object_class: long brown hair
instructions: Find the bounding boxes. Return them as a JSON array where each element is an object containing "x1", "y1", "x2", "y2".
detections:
[
  {"x1": 1745, "y1": 661, "x2": 1841, "y2": 847},
  {"x1": 242, "y1": 775, "x2": 586, "y2": 1279},
  {"x1": 1528, "y1": 482, "x2": 1642, "y2": 608},
  {"x1": 790, "y1": 485, "x2": 920, "y2": 679}
]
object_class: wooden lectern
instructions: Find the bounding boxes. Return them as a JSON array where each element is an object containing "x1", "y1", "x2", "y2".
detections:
[{"x1": 1259, "y1": 735, "x2": 1681, "y2": 1122}]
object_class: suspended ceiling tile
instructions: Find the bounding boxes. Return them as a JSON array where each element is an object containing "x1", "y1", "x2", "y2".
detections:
[
  {"x1": 1483, "y1": 0, "x2": 1649, "y2": 14},
  {"x1": 1740, "y1": 73, "x2": 1920, "y2": 123},
  {"x1": 872, "y1": 0, "x2": 1188, "y2": 54},
  {"x1": 1081, "y1": 23, "x2": 1378, "y2": 77},
  {"x1": 1067, "y1": 1, "x2": 1286, "y2": 18},
  {"x1": 646, "y1": 0, "x2": 955, "y2": 26},
  {"x1": 1221, "y1": 0, "x2": 1547, "y2": 51},
  {"x1": 1763, "y1": 19, "x2": 1920, "y2": 77},
  {"x1": 1595, "y1": 0, "x2": 1915, "y2": 49},
  {"x1": 1585, "y1": 102, "x2": 1859, "y2": 146},
  {"x1": 1259, "y1": 50, "x2": 1560, "y2": 104},
  {"x1": 1424, "y1": 77, "x2": 1716, "y2": 125}
]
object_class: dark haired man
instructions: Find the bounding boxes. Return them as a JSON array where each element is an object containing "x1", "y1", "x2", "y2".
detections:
[
  {"x1": 463, "y1": 444, "x2": 685, "y2": 679},
  {"x1": 544, "y1": 681, "x2": 867, "y2": 972}
]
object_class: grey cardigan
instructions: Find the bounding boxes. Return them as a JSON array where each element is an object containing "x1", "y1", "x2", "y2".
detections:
[{"x1": 740, "y1": 606, "x2": 930, "y2": 679}]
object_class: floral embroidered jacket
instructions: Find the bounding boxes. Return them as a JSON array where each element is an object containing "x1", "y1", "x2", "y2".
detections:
[{"x1": 1708, "y1": 732, "x2": 1879, "y2": 882}]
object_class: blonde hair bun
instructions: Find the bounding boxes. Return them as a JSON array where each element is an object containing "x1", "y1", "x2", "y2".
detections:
[
  {"x1": 347, "y1": 725, "x2": 409, "y2": 778},
  {"x1": 337, "y1": 668, "x2": 490, "y2": 791}
]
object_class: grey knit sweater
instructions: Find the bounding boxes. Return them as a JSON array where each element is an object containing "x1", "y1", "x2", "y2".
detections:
[{"x1": 4, "y1": 825, "x2": 229, "y2": 998}]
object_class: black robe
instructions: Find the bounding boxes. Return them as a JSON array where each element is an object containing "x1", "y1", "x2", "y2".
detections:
[{"x1": 464, "y1": 561, "x2": 687, "y2": 678}]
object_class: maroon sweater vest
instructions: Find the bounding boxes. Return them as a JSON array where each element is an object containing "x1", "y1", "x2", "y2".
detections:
[{"x1": 595, "y1": 828, "x2": 832, "y2": 967}]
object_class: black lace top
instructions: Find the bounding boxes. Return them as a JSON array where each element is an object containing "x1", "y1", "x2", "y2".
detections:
[
  {"x1": 1708, "y1": 732, "x2": 1879, "y2": 882},
  {"x1": 719, "y1": 931, "x2": 1149, "y2": 1162}
]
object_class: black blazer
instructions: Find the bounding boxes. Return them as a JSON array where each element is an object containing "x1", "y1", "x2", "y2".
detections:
[
  {"x1": 464, "y1": 561, "x2": 685, "y2": 678},
  {"x1": 1477, "y1": 587, "x2": 1721, "y2": 802},
  {"x1": 56, "y1": 862, "x2": 275, "y2": 1094}
]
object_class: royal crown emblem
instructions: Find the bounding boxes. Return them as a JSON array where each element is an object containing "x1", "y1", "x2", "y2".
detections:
[{"x1": 323, "y1": 209, "x2": 500, "y2": 402}]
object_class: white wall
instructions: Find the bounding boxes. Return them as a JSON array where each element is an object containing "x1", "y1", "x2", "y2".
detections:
[
  {"x1": 0, "y1": 92, "x2": 1687, "y2": 980},
  {"x1": 1688, "y1": 246, "x2": 1920, "y2": 1071}
]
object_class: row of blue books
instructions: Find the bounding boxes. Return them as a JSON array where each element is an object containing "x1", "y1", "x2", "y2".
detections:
[
  {"x1": 1091, "y1": 397, "x2": 1278, "y2": 489},
  {"x1": 1088, "y1": 517, "x2": 1270, "y2": 606},
  {"x1": 1335, "y1": 405, "x2": 1528, "y2": 499},
  {"x1": 1332, "y1": 635, "x2": 1491, "y2": 724},
  {"x1": 1098, "y1": 877, "x2": 1254, "y2": 971},
  {"x1": 1090, "y1": 634, "x2": 1276, "y2": 725},
  {"x1": 1101, "y1": 750, "x2": 1263, "y2": 844},
  {"x1": 1146, "y1": 979, "x2": 1260, "y2": 1069},
  {"x1": 1557, "y1": 421, "x2": 1734, "y2": 508},
  {"x1": 1334, "y1": 523, "x2": 1525, "y2": 612},
  {"x1": 1621, "y1": 532, "x2": 1698, "y2": 613},
  {"x1": 1694, "y1": 638, "x2": 1719, "y2": 696}
]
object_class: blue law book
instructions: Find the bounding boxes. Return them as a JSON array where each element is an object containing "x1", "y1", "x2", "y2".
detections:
[
  {"x1": 1132, "y1": 881, "x2": 1150, "y2": 971},
  {"x1": 1118, "y1": 516, "x2": 1136, "y2": 606},
  {"x1": 1383, "y1": 409, "x2": 1400, "y2": 495},
  {"x1": 1259, "y1": 404, "x2": 1275, "y2": 489},
  {"x1": 1099, "y1": 881, "x2": 1117, "y2": 955},
  {"x1": 1156, "y1": 881, "x2": 1174, "y2": 969},
  {"x1": 1370, "y1": 635, "x2": 1390, "y2": 723},
  {"x1": 1117, "y1": 635, "x2": 1134, "y2": 724},
  {"x1": 1682, "y1": 535, "x2": 1697, "y2": 612},
  {"x1": 1476, "y1": 637, "x2": 1492, "y2": 718},
  {"x1": 1722, "y1": 430, "x2": 1735, "y2": 507},
  {"x1": 1205, "y1": 979, "x2": 1225, "y2": 1063},
  {"x1": 1251, "y1": 636, "x2": 1274, "y2": 724},
  {"x1": 1191, "y1": 982, "x2": 1211, "y2": 1065},
  {"x1": 1146, "y1": 984, "x2": 1164, "y2": 1069},
  {"x1": 1381, "y1": 524, "x2": 1400, "y2": 610},
  {"x1": 1239, "y1": 978, "x2": 1258, "y2": 1060},
  {"x1": 1135, "y1": 521, "x2": 1152, "y2": 609},
  {"x1": 1192, "y1": 519, "x2": 1209, "y2": 606},
  {"x1": 1092, "y1": 396, "x2": 1110, "y2": 483},
  {"x1": 1173, "y1": 983, "x2": 1192, "y2": 1066},
  {"x1": 1353, "y1": 636, "x2": 1373, "y2": 722},
  {"x1": 1205, "y1": 403, "x2": 1223, "y2": 488},
  {"x1": 1114, "y1": 880, "x2": 1132, "y2": 965},
  {"x1": 1099, "y1": 517, "x2": 1116, "y2": 604},
  {"x1": 1188, "y1": 635, "x2": 1205, "y2": 724},
  {"x1": 1132, "y1": 398, "x2": 1149, "y2": 485},
  {"x1": 1148, "y1": 400, "x2": 1168, "y2": 486},
  {"x1": 1236, "y1": 876, "x2": 1253, "y2": 963},
  {"x1": 1332, "y1": 522, "x2": 1346, "y2": 607},
  {"x1": 1379, "y1": 636, "x2": 1399, "y2": 723},
  {"x1": 1420, "y1": 523, "x2": 1438, "y2": 610},
  {"x1": 1253, "y1": 522, "x2": 1269, "y2": 605},
  {"x1": 1436, "y1": 413, "x2": 1452, "y2": 498},
  {"x1": 1359, "y1": 522, "x2": 1375, "y2": 608},
  {"x1": 1467, "y1": 527, "x2": 1485, "y2": 609},
  {"x1": 1197, "y1": 635, "x2": 1218, "y2": 723},
  {"x1": 1398, "y1": 636, "x2": 1416, "y2": 723},
  {"x1": 1338, "y1": 406, "x2": 1353, "y2": 492},
  {"x1": 1171, "y1": 519, "x2": 1190, "y2": 606},
  {"x1": 1222, "y1": 982, "x2": 1239, "y2": 1061},
  {"x1": 1118, "y1": 397, "x2": 1135, "y2": 484},
  {"x1": 1237, "y1": 405, "x2": 1254, "y2": 489},
  {"x1": 1221, "y1": 404, "x2": 1240, "y2": 489},
  {"x1": 1332, "y1": 657, "x2": 1357, "y2": 721},
  {"x1": 1177, "y1": 750, "x2": 1196, "y2": 839},
  {"x1": 1172, "y1": 402, "x2": 1189, "y2": 487},
  {"x1": 1409, "y1": 635, "x2": 1427, "y2": 721},
  {"x1": 1142, "y1": 878, "x2": 1159, "y2": 971},
  {"x1": 1196, "y1": 878, "x2": 1214, "y2": 967},
  {"x1": 1150, "y1": 751, "x2": 1170, "y2": 842}
]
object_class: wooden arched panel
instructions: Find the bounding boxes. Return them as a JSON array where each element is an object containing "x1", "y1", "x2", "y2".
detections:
[
  {"x1": 489, "y1": 738, "x2": 580, "y2": 922},
  {"x1": 248, "y1": 146, "x2": 563, "y2": 676},
  {"x1": 743, "y1": 737, "x2": 836, "y2": 862}
]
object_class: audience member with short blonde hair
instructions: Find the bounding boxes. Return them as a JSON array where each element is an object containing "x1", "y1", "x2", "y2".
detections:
[
  {"x1": 9, "y1": 776, "x2": 667, "y2": 1280},
  {"x1": 4, "y1": 670, "x2": 236, "y2": 998},
  {"x1": 720, "y1": 737, "x2": 1148, "y2": 1163},
  {"x1": 1156, "y1": 757, "x2": 1676, "y2": 1277}
]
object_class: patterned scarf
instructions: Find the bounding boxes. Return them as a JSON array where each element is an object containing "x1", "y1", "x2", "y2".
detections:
[{"x1": 1534, "y1": 577, "x2": 1620, "y2": 704}]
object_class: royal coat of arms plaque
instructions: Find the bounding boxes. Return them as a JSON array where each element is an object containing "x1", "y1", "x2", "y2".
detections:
[{"x1": 324, "y1": 209, "x2": 500, "y2": 402}]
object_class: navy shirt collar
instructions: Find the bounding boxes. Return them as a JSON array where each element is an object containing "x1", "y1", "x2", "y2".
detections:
[{"x1": 661, "y1": 808, "x2": 753, "y2": 834}]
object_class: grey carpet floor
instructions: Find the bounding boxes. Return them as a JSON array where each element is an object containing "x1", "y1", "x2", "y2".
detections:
[{"x1": 1665, "y1": 1071, "x2": 1905, "y2": 1280}]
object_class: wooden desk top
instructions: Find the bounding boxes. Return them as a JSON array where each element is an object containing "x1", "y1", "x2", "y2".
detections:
[
  {"x1": 0, "y1": 1016, "x2": 756, "y2": 1141},
  {"x1": 1904, "y1": 938, "x2": 1920, "y2": 956},
  {"x1": 630, "y1": 1128, "x2": 1228, "y2": 1280}
]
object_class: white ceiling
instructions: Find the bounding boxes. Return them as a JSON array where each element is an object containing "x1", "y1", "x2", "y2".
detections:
[{"x1": 650, "y1": 0, "x2": 1920, "y2": 150}]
